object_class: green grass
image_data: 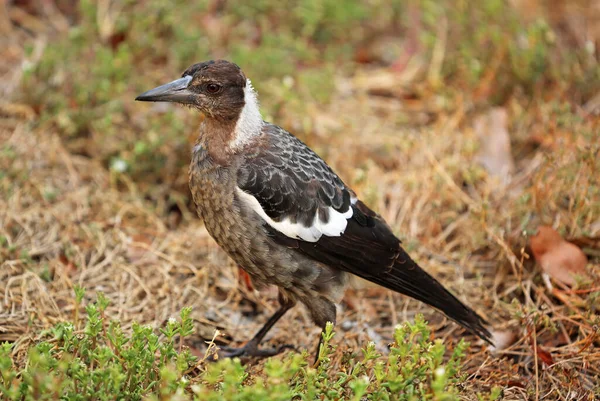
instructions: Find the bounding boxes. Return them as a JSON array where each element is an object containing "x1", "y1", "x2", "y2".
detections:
[{"x1": 0, "y1": 291, "x2": 500, "y2": 401}]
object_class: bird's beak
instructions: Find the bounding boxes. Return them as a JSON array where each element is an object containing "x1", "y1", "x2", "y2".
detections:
[{"x1": 135, "y1": 75, "x2": 194, "y2": 103}]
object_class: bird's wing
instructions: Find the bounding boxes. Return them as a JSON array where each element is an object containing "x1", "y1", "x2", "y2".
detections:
[
  {"x1": 236, "y1": 124, "x2": 492, "y2": 342},
  {"x1": 237, "y1": 124, "x2": 359, "y2": 243}
]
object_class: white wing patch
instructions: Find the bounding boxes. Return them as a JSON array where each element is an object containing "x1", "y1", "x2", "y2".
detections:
[{"x1": 236, "y1": 188, "x2": 353, "y2": 242}]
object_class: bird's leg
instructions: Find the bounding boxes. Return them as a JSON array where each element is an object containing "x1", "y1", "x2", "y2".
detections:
[
  {"x1": 313, "y1": 329, "x2": 326, "y2": 365},
  {"x1": 219, "y1": 292, "x2": 296, "y2": 358},
  {"x1": 311, "y1": 301, "x2": 337, "y2": 366},
  {"x1": 312, "y1": 318, "x2": 338, "y2": 366}
]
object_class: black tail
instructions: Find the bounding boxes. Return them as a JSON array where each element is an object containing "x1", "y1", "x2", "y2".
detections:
[
  {"x1": 368, "y1": 252, "x2": 492, "y2": 344},
  {"x1": 265, "y1": 201, "x2": 493, "y2": 344}
]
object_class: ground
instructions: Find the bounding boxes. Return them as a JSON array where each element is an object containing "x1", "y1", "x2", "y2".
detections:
[{"x1": 1, "y1": 1, "x2": 599, "y2": 400}]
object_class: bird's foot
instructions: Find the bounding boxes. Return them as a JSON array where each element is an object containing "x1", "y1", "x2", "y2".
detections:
[{"x1": 217, "y1": 342, "x2": 295, "y2": 359}]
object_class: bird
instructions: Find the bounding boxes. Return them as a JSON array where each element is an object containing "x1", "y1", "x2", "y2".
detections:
[{"x1": 136, "y1": 60, "x2": 492, "y2": 358}]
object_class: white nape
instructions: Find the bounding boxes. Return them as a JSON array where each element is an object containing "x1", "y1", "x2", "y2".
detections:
[
  {"x1": 230, "y1": 79, "x2": 264, "y2": 150},
  {"x1": 236, "y1": 188, "x2": 353, "y2": 242}
]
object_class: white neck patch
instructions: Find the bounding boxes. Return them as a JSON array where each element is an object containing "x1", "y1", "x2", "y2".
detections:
[{"x1": 230, "y1": 79, "x2": 263, "y2": 150}]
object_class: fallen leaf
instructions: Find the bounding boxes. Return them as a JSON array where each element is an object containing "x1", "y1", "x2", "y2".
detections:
[
  {"x1": 474, "y1": 107, "x2": 515, "y2": 182},
  {"x1": 58, "y1": 252, "x2": 77, "y2": 277},
  {"x1": 530, "y1": 226, "x2": 589, "y2": 287},
  {"x1": 504, "y1": 380, "x2": 526, "y2": 389},
  {"x1": 536, "y1": 345, "x2": 555, "y2": 367}
]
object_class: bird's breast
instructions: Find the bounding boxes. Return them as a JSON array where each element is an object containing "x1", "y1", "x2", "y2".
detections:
[{"x1": 188, "y1": 150, "x2": 235, "y2": 223}]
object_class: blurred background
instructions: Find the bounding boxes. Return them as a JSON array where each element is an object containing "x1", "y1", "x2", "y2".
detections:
[
  {"x1": 3, "y1": 0, "x2": 599, "y2": 206},
  {"x1": 1, "y1": 1, "x2": 599, "y2": 399}
]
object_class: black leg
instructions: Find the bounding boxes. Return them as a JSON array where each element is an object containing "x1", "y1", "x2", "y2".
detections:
[
  {"x1": 307, "y1": 297, "x2": 337, "y2": 366},
  {"x1": 219, "y1": 293, "x2": 296, "y2": 359},
  {"x1": 313, "y1": 329, "x2": 326, "y2": 365}
]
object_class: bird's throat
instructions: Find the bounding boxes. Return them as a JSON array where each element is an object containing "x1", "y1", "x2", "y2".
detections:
[{"x1": 196, "y1": 117, "x2": 239, "y2": 165}]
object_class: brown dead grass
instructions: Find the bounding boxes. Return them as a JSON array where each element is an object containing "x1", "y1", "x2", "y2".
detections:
[{"x1": 2, "y1": 77, "x2": 599, "y2": 398}]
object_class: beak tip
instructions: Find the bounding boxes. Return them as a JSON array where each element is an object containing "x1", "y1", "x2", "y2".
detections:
[{"x1": 135, "y1": 92, "x2": 151, "y2": 102}]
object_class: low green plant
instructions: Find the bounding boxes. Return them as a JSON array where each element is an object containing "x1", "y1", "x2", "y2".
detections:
[{"x1": 0, "y1": 291, "x2": 499, "y2": 400}]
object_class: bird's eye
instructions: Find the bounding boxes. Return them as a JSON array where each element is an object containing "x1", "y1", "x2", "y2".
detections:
[{"x1": 206, "y1": 83, "x2": 221, "y2": 94}]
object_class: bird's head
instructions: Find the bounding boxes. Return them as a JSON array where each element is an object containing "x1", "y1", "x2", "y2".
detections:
[{"x1": 135, "y1": 60, "x2": 254, "y2": 122}]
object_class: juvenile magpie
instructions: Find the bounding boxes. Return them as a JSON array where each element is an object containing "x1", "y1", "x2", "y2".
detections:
[{"x1": 136, "y1": 60, "x2": 492, "y2": 357}]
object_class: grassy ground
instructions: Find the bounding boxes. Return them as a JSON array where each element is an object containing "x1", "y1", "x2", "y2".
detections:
[{"x1": 1, "y1": 0, "x2": 599, "y2": 399}]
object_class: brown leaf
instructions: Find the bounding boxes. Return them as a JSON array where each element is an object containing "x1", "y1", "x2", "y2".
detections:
[
  {"x1": 535, "y1": 345, "x2": 555, "y2": 367},
  {"x1": 530, "y1": 226, "x2": 589, "y2": 286},
  {"x1": 58, "y1": 252, "x2": 77, "y2": 277},
  {"x1": 474, "y1": 108, "x2": 515, "y2": 181}
]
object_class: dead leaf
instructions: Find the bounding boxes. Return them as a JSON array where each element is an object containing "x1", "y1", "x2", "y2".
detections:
[
  {"x1": 536, "y1": 345, "x2": 555, "y2": 367},
  {"x1": 474, "y1": 107, "x2": 515, "y2": 182},
  {"x1": 530, "y1": 226, "x2": 589, "y2": 287},
  {"x1": 58, "y1": 252, "x2": 77, "y2": 277}
]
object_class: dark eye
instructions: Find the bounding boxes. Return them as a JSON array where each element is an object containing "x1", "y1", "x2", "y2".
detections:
[{"x1": 206, "y1": 83, "x2": 221, "y2": 94}]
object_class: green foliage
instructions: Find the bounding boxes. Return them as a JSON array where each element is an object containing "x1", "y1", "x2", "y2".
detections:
[
  {"x1": 417, "y1": 0, "x2": 598, "y2": 99},
  {"x1": 0, "y1": 292, "x2": 493, "y2": 400},
  {"x1": 1, "y1": 294, "x2": 196, "y2": 401},
  {"x1": 18, "y1": 0, "x2": 597, "y2": 206}
]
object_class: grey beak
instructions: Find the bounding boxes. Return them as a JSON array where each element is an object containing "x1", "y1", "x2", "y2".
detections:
[{"x1": 135, "y1": 75, "x2": 194, "y2": 103}]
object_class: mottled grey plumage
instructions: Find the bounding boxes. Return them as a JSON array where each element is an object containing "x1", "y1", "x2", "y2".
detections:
[
  {"x1": 189, "y1": 125, "x2": 347, "y2": 330},
  {"x1": 136, "y1": 60, "x2": 492, "y2": 358}
]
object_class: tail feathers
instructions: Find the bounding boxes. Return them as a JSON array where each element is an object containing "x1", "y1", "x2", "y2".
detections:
[
  {"x1": 264, "y1": 220, "x2": 492, "y2": 343},
  {"x1": 370, "y1": 255, "x2": 493, "y2": 344}
]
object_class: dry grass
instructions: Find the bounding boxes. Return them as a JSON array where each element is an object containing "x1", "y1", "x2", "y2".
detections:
[
  {"x1": 2, "y1": 80, "x2": 599, "y2": 398},
  {"x1": 1, "y1": 2, "x2": 600, "y2": 400}
]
